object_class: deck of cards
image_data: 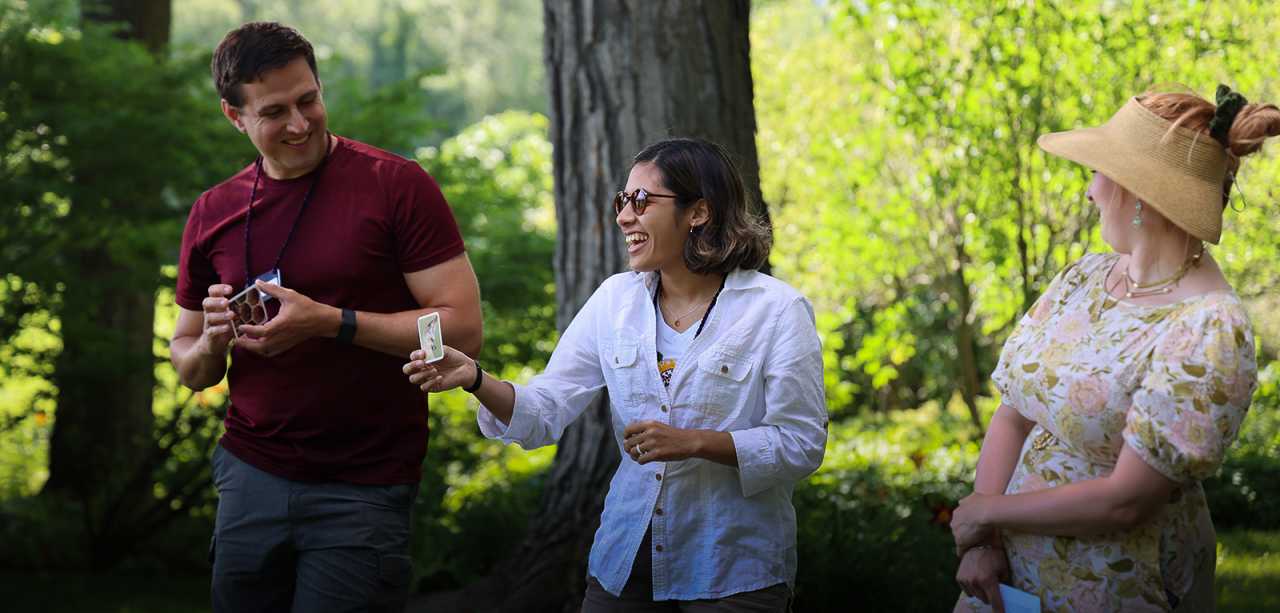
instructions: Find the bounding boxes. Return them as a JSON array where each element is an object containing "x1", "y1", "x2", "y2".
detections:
[
  {"x1": 228, "y1": 271, "x2": 282, "y2": 339},
  {"x1": 417, "y1": 312, "x2": 444, "y2": 363}
]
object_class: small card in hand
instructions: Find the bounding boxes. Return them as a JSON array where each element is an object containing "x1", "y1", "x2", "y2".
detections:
[{"x1": 417, "y1": 312, "x2": 444, "y2": 363}]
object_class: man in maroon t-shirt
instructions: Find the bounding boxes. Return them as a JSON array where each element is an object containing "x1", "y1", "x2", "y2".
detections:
[{"x1": 169, "y1": 22, "x2": 482, "y2": 612}]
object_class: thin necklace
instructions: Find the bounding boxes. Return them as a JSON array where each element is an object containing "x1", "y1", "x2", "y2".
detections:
[
  {"x1": 653, "y1": 274, "x2": 727, "y2": 363},
  {"x1": 654, "y1": 275, "x2": 727, "y2": 330},
  {"x1": 660, "y1": 283, "x2": 716, "y2": 328},
  {"x1": 1120, "y1": 246, "x2": 1204, "y2": 299},
  {"x1": 662, "y1": 294, "x2": 713, "y2": 328}
]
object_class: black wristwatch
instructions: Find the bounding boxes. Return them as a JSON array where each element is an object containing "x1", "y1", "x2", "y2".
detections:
[
  {"x1": 463, "y1": 360, "x2": 484, "y2": 393},
  {"x1": 336, "y1": 308, "x2": 357, "y2": 344}
]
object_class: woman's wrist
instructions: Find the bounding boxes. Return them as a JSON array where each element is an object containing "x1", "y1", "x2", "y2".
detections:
[
  {"x1": 463, "y1": 358, "x2": 484, "y2": 393},
  {"x1": 961, "y1": 542, "x2": 1003, "y2": 558}
]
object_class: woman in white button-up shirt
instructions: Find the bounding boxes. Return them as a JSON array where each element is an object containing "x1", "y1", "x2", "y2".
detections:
[{"x1": 405, "y1": 138, "x2": 827, "y2": 610}]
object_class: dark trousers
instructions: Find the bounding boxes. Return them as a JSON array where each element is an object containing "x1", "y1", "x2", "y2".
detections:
[
  {"x1": 209, "y1": 445, "x2": 417, "y2": 613},
  {"x1": 582, "y1": 528, "x2": 791, "y2": 612}
]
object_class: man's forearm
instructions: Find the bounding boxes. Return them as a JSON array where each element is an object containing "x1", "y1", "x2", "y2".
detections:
[
  {"x1": 170, "y1": 336, "x2": 229, "y2": 391},
  {"x1": 342, "y1": 305, "x2": 483, "y2": 358}
]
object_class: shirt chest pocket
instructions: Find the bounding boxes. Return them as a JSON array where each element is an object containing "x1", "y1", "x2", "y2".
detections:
[
  {"x1": 606, "y1": 337, "x2": 649, "y2": 411},
  {"x1": 692, "y1": 350, "x2": 757, "y2": 427}
]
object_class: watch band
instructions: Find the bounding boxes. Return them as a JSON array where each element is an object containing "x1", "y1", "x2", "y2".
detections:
[
  {"x1": 336, "y1": 308, "x2": 357, "y2": 344},
  {"x1": 463, "y1": 360, "x2": 484, "y2": 393}
]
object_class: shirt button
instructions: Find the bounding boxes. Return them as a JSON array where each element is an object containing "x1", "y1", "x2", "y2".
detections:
[
  {"x1": 660, "y1": 404, "x2": 669, "y2": 412},
  {"x1": 654, "y1": 473, "x2": 662, "y2": 481},
  {"x1": 655, "y1": 544, "x2": 664, "y2": 552},
  {"x1": 655, "y1": 507, "x2": 664, "y2": 516},
  {"x1": 720, "y1": 365, "x2": 729, "y2": 374}
]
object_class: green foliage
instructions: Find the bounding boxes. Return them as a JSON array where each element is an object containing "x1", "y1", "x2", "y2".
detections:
[
  {"x1": 406, "y1": 112, "x2": 558, "y2": 587},
  {"x1": 755, "y1": 0, "x2": 1280, "y2": 418},
  {"x1": 410, "y1": 376, "x2": 555, "y2": 589},
  {"x1": 0, "y1": 6, "x2": 244, "y2": 506},
  {"x1": 172, "y1": 0, "x2": 547, "y2": 146},
  {"x1": 1204, "y1": 361, "x2": 1280, "y2": 530},
  {"x1": 792, "y1": 399, "x2": 985, "y2": 609},
  {"x1": 417, "y1": 111, "x2": 558, "y2": 369},
  {"x1": 1216, "y1": 531, "x2": 1280, "y2": 613}
]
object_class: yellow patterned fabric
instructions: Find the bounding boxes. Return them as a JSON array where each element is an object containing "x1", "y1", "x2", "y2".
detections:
[{"x1": 956, "y1": 253, "x2": 1257, "y2": 613}]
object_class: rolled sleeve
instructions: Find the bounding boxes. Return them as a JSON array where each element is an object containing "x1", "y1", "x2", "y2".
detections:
[
  {"x1": 474, "y1": 283, "x2": 610, "y2": 449},
  {"x1": 733, "y1": 297, "x2": 828, "y2": 498}
]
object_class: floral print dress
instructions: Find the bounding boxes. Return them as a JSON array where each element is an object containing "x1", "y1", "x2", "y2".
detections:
[{"x1": 956, "y1": 253, "x2": 1257, "y2": 613}]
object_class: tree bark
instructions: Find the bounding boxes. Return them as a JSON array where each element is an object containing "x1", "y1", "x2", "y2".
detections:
[
  {"x1": 41, "y1": 1, "x2": 171, "y2": 562},
  {"x1": 81, "y1": 0, "x2": 171, "y2": 53},
  {"x1": 409, "y1": 1, "x2": 765, "y2": 610}
]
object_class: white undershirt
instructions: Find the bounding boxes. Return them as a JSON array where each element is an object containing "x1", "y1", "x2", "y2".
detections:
[{"x1": 655, "y1": 302, "x2": 699, "y2": 388}]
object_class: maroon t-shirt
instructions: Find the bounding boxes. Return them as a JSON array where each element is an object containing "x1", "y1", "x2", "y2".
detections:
[{"x1": 176, "y1": 136, "x2": 464, "y2": 485}]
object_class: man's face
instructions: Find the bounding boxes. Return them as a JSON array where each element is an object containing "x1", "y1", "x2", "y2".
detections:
[{"x1": 222, "y1": 56, "x2": 328, "y2": 179}]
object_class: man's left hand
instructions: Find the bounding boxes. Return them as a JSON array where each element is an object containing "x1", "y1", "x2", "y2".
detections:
[
  {"x1": 951, "y1": 492, "x2": 997, "y2": 556},
  {"x1": 236, "y1": 280, "x2": 336, "y2": 357},
  {"x1": 623, "y1": 420, "x2": 703, "y2": 465}
]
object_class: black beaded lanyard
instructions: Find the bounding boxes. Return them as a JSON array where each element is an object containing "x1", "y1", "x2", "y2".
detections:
[
  {"x1": 653, "y1": 273, "x2": 728, "y2": 362},
  {"x1": 242, "y1": 133, "x2": 334, "y2": 288}
]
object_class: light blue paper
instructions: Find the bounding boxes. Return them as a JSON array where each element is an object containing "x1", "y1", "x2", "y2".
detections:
[{"x1": 999, "y1": 583, "x2": 1040, "y2": 613}]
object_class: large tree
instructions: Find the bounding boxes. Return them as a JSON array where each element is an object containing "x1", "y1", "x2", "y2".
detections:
[
  {"x1": 409, "y1": 1, "x2": 766, "y2": 610},
  {"x1": 18, "y1": 0, "x2": 225, "y2": 569},
  {"x1": 41, "y1": 0, "x2": 171, "y2": 499}
]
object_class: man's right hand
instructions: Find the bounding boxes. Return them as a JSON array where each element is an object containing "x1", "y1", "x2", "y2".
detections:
[
  {"x1": 956, "y1": 546, "x2": 1009, "y2": 612},
  {"x1": 198, "y1": 284, "x2": 236, "y2": 357}
]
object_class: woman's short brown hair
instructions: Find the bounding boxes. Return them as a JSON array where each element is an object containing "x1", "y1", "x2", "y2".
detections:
[{"x1": 632, "y1": 138, "x2": 772, "y2": 274}]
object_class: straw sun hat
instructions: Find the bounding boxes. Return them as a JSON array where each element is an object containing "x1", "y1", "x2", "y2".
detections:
[{"x1": 1037, "y1": 90, "x2": 1241, "y2": 244}]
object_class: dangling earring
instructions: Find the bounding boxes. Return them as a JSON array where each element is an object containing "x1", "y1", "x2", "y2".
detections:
[{"x1": 1132, "y1": 201, "x2": 1144, "y2": 227}]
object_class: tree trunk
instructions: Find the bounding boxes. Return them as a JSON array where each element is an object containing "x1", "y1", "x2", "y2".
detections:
[
  {"x1": 409, "y1": 1, "x2": 764, "y2": 610},
  {"x1": 81, "y1": 0, "x2": 171, "y2": 53},
  {"x1": 41, "y1": 1, "x2": 171, "y2": 566}
]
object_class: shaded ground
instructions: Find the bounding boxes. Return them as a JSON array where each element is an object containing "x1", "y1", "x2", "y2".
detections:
[{"x1": 1, "y1": 530, "x2": 1274, "y2": 612}]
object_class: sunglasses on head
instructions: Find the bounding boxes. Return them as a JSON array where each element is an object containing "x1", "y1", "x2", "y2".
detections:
[{"x1": 613, "y1": 187, "x2": 679, "y2": 216}]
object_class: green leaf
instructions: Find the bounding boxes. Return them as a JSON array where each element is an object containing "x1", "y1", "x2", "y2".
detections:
[{"x1": 1107, "y1": 558, "x2": 1135, "y2": 573}]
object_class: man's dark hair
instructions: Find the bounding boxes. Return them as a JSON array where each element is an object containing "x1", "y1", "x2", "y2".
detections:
[
  {"x1": 212, "y1": 22, "x2": 318, "y2": 108},
  {"x1": 633, "y1": 138, "x2": 772, "y2": 274}
]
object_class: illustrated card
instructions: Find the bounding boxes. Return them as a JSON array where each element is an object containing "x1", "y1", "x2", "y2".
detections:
[{"x1": 417, "y1": 312, "x2": 444, "y2": 363}]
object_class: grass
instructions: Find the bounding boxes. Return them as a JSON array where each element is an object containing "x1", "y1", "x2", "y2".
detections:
[{"x1": 1218, "y1": 530, "x2": 1280, "y2": 613}]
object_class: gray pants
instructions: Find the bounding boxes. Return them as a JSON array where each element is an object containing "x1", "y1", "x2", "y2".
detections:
[{"x1": 210, "y1": 445, "x2": 417, "y2": 613}]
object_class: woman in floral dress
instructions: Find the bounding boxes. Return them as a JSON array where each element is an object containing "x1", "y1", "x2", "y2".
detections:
[{"x1": 949, "y1": 85, "x2": 1277, "y2": 612}]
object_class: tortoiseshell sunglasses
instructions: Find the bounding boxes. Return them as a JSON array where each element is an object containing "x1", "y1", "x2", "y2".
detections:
[{"x1": 613, "y1": 187, "x2": 679, "y2": 216}]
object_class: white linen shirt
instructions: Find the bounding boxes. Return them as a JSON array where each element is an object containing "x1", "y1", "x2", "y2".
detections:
[{"x1": 477, "y1": 268, "x2": 828, "y2": 600}]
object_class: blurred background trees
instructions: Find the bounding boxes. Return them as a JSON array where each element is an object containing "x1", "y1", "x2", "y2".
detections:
[{"x1": 1, "y1": 0, "x2": 1277, "y2": 610}]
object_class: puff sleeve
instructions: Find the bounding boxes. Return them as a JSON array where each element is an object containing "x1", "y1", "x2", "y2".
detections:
[{"x1": 1123, "y1": 299, "x2": 1258, "y2": 483}]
